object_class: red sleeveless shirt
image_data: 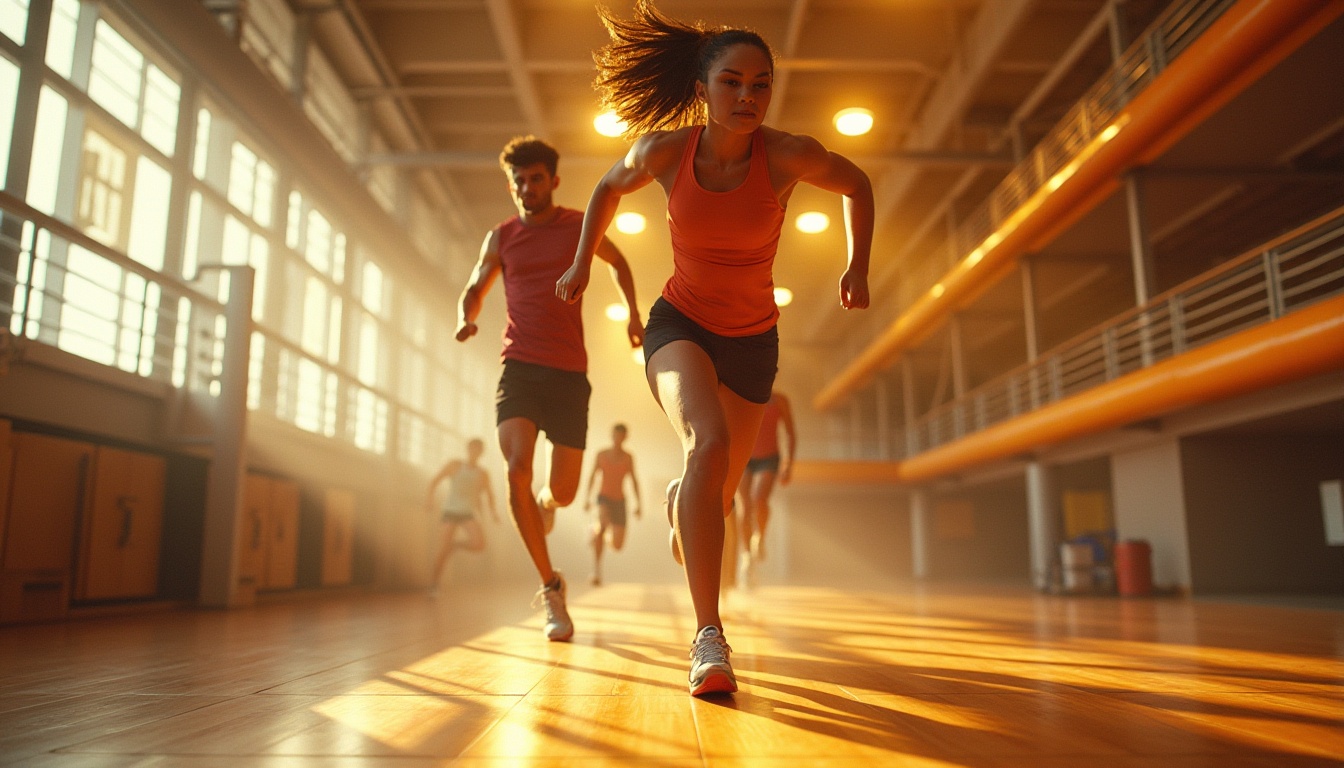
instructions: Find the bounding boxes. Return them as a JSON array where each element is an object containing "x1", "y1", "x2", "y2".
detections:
[
  {"x1": 497, "y1": 207, "x2": 587, "y2": 372},
  {"x1": 663, "y1": 127, "x2": 785, "y2": 337}
]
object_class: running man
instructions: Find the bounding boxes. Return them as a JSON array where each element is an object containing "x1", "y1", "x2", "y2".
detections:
[
  {"x1": 425, "y1": 437, "x2": 500, "y2": 593},
  {"x1": 583, "y1": 423, "x2": 643, "y2": 586},
  {"x1": 557, "y1": 1, "x2": 873, "y2": 694},
  {"x1": 456, "y1": 136, "x2": 643, "y2": 641},
  {"x1": 736, "y1": 389, "x2": 795, "y2": 588}
]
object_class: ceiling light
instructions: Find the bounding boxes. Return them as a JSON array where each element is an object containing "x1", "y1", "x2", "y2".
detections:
[
  {"x1": 614, "y1": 211, "x2": 646, "y2": 234},
  {"x1": 593, "y1": 111, "x2": 627, "y2": 137},
  {"x1": 774, "y1": 287, "x2": 794, "y2": 307},
  {"x1": 632, "y1": 348, "x2": 645, "y2": 365},
  {"x1": 795, "y1": 211, "x2": 829, "y2": 234},
  {"x1": 833, "y1": 107, "x2": 874, "y2": 136},
  {"x1": 605, "y1": 303, "x2": 629, "y2": 322}
]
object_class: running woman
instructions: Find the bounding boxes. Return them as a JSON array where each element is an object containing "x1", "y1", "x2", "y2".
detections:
[
  {"x1": 457, "y1": 136, "x2": 643, "y2": 642},
  {"x1": 582, "y1": 422, "x2": 643, "y2": 586},
  {"x1": 556, "y1": 1, "x2": 873, "y2": 695}
]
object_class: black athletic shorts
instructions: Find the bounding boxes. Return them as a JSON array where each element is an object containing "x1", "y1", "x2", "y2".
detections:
[
  {"x1": 495, "y1": 359, "x2": 590, "y2": 449},
  {"x1": 596, "y1": 494, "x2": 628, "y2": 527},
  {"x1": 642, "y1": 297, "x2": 778, "y2": 404},
  {"x1": 746, "y1": 454, "x2": 782, "y2": 475}
]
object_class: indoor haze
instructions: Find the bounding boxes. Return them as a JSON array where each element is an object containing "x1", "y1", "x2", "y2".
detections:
[{"x1": 0, "y1": 0, "x2": 1342, "y2": 766}]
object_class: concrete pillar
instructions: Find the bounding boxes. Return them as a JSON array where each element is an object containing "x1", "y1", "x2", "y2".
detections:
[
  {"x1": 197, "y1": 267, "x2": 255, "y2": 608},
  {"x1": 1025, "y1": 460, "x2": 1060, "y2": 591}
]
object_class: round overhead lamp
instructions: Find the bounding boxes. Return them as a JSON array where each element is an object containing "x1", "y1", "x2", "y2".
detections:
[
  {"x1": 605, "y1": 303, "x2": 630, "y2": 322},
  {"x1": 774, "y1": 286, "x2": 794, "y2": 307},
  {"x1": 593, "y1": 110, "x2": 627, "y2": 137},
  {"x1": 614, "y1": 211, "x2": 646, "y2": 234},
  {"x1": 795, "y1": 211, "x2": 830, "y2": 234},
  {"x1": 632, "y1": 347, "x2": 645, "y2": 365},
  {"x1": 833, "y1": 107, "x2": 874, "y2": 136}
]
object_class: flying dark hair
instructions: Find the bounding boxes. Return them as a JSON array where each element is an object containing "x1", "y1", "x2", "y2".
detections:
[
  {"x1": 593, "y1": 0, "x2": 774, "y2": 137},
  {"x1": 499, "y1": 136, "x2": 559, "y2": 176}
]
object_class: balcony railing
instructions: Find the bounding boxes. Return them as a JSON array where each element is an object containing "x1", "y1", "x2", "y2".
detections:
[
  {"x1": 904, "y1": 205, "x2": 1344, "y2": 456},
  {"x1": 927, "y1": 0, "x2": 1237, "y2": 311}
]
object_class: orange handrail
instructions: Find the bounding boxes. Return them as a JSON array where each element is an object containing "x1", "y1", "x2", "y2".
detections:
[
  {"x1": 814, "y1": 0, "x2": 1344, "y2": 412},
  {"x1": 896, "y1": 294, "x2": 1344, "y2": 483}
]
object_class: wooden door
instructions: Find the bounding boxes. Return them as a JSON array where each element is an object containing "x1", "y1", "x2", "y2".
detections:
[
  {"x1": 238, "y1": 473, "x2": 270, "y2": 589},
  {"x1": 320, "y1": 488, "x2": 355, "y2": 586},
  {"x1": 263, "y1": 478, "x2": 299, "y2": 590},
  {"x1": 3, "y1": 434, "x2": 93, "y2": 573},
  {"x1": 76, "y1": 447, "x2": 166, "y2": 600}
]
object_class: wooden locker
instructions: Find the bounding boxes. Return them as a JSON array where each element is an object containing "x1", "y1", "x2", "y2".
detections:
[
  {"x1": 76, "y1": 447, "x2": 166, "y2": 601},
  {"x1": 320, "y1": 488, "x2": 355, "y2": 587},
  {"x1": 3, "y1": 433, "x2": 93, "y2": 573},
  {"x1": 238, "y1": 473, "x2": 270, "y2": 590},
  {"x1": 262, "y1": 478, "x2": 299, "y2": 590}
]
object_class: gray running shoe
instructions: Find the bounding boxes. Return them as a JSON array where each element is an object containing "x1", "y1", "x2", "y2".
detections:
[
  {"x1": 533, "y1": 573, "x2": 573, "y2": 641},
  {"x1": 688, "y1": 625, "x2": 737, "y2": 696}
]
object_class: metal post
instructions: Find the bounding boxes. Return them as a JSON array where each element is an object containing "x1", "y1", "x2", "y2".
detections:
[
  {"x1": 1025, "y1": 460, "x2": 1059, "y2": 592},
  {"x1": 1124, "y1": 171, "x2": 1156, "y2": 366},
  {"x1": 197, "y1": 266, "x2": 255, "y2": 608},
  {"x1": 1020, "y1": 258, "x2": 1041, "y2": 409},
  {"x1": 910, "y1": 489, "x2": 931, "y2": 580},
  {"x1": 901, "y1": 357, "x2": 919, "y2": 458},
  {"x1": 874, "y1": 375, "x2": 890, "y2": 460},
  {"x1": 949, "y1": 315, "x2": 967, "y2": 437}
]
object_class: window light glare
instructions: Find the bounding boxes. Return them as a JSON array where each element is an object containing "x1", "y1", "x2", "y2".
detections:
[
  {"x1": 614, "y1": 211, "x2": 646, "y2": 234},
  {"x1": 774, "y1": 287, "x2": 794, "y2": 307},
  {"x1": 593, "y1": 111, "x2": 627, "y2": 137},
  {"x1": 795, "y1": 211, "x2": 830, "y2": 234},
  {"x1": 833, "y1": 107, "x2": 874, "y2": 136},
  {"x1": 605, "y1": 303, "x2": 630, "y2": 322}
]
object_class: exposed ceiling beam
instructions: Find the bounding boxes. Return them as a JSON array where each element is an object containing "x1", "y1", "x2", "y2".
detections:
[
  {"x1": 483, "y1": 0, "x2": 546, "y2": 136},
  {"x1": 352, "y1": 85, "x2": 514, "y2": 100},
  {"x1": 396, "y1": 57, "x2": 938, "y2": 77},
  {"x1": 360, "y1": 150, "x2": 1018, "y2": 168},
  {"x1": 765, "y1": 0, "x2": 809, "y2": 124}
]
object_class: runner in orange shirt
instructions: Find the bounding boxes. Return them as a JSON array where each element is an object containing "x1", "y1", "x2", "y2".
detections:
[
  {"x1": 582, "y1": 423, "x2": 643, "y2": 586},
  {"x1": 556, "y1": 1, "x2": 873, "y2": 695}
]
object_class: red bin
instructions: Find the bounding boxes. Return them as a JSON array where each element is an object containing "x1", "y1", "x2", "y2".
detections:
[{"x1": 1114, "y1": 539, "x2": 1153, "y2": 597}]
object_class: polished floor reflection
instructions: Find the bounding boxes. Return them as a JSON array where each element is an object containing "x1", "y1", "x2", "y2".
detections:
[{"x1": 0, "y1": 581, "x2": 1341, "y2": 767}]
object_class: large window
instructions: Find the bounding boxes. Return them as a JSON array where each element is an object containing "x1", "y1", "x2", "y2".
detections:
[{"x1": 0, "y1": 0, "x2": 488, "y2": 471}]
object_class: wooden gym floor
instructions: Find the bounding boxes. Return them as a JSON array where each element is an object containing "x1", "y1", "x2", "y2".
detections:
[{"x1": 0, "y1": 580, "x2": 1340, "y2": 767}]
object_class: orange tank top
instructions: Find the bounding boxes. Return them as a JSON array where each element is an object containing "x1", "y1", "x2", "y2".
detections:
[{"x1": 663, "y1": 126, "x2": 784, "y2": 337}]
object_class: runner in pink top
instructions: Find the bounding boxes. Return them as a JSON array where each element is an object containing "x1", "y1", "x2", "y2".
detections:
[
  {"x1": 456, "y1": 136, "x2": 643, "y2": 642},
  {"x1": 556, "y1": 1, "x2": 874, "y2": 696}
]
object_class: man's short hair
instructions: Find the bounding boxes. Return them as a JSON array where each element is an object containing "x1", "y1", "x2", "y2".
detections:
[
  {"x1": 613, "y1": 423, "x2": 628, "y2": 433},
  {"x1": 500, "y1": 136, "x2": 559, "y2": 176}
]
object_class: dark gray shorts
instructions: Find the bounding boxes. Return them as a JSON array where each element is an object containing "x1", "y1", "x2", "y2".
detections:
[
  {"x1": 496, "y1": 359, "x2": 591, "y2": 449},
  {"x1": 642, "y1": 297, "x2": 778, "y2": 404}
]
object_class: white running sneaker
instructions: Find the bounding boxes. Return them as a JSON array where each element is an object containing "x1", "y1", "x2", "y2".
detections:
[
  {"x1": 665, "y1": 478, "x2": 683, "y2": 565},
  {"x1": 688, "y1": 625, "x2": 737, "y2": 696},
  {"x1": 533, "y1": 573, "x2": 573, "y2": 642}
]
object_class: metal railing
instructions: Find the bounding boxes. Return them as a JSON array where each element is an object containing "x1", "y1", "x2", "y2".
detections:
[
  {"x1": 904, "y1": 205, "x2": 1344, "y2": 455},
  {"x1": 930, "y1": 0, "x2": 1236, "y2": 307},
  {"x1": 1, "y1": 190, "x2": 229, "y2": 393},
  {"x1": 0, "y1": 190, "x2": 461, "y2": 467}
]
